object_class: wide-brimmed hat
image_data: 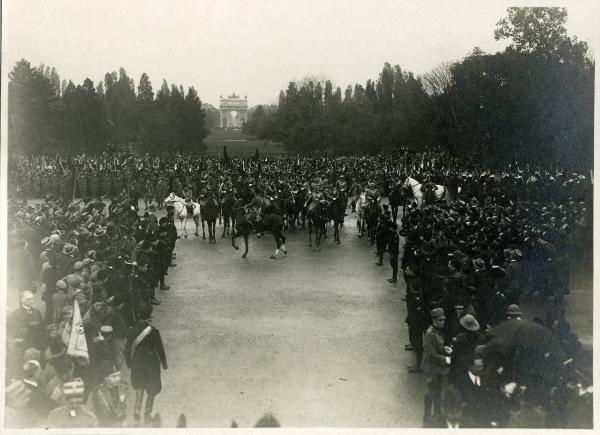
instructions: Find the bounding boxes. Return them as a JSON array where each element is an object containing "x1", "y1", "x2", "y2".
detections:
[
  {"x1": 459, "y1": 314, "x2": 480, "y2": 331},
  {"x1": 94, "y1": 227, "x2": 107, "y2": 237},
  {"x1": 506, "y1": 304, "x2": 522, "y2": 316},
  {"x1": 62, "y1": 243, "x2": 75, "y2": 255},
  {"x1": 472, "y1": 258, "x2": 486, "y2": 271}
]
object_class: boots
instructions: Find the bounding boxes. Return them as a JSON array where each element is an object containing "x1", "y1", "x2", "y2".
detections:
[{"x1": 423, "y1": 395, "x2": 433, "y2": 426}]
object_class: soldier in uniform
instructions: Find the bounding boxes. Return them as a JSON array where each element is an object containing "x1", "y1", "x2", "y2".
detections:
[
  {"x1": 406, "y1": 279, "x2": 427, "y2": 372},
  {"x1": 46, "y1": 378, "x2": 99, "y2": 428},
  {"x1": 101, "y1": 171, "x2": 112, "y2": 198},
  {"x1": 387, "y1": 222, "x2": 400, "y2": 282},
  {"x1": 125, "y1": 303, "x2": 168, "y2": 426},
  {"x1": 86, "y1": 362, "x2": 128, "y2": 427},
  {"x1": 375, "y1": 214, "x2": 389, "y2": 266},
  {"x1": 77, "y1": 170, "x2": 88, "y2": 199},
  {"x1": 89, "y1": 170, "x2": 99, "y2": 199},
  {"x1": 422, "y1": 307, "x2": 452, "y2": 425},
  {"x1": 61, "y1": 171, "x2": 70, "y2": 201}
]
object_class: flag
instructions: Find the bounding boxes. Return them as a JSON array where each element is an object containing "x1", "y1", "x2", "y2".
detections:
[{"x1": 66, "y1": 299, "x2": 89, "y2": 363}]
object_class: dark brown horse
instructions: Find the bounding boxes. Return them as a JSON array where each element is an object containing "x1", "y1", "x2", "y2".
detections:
[
  {"x1": 231, "y1": 201, "x2": 287, "y2": 259},
  {"x1": 327, "y1": 191, "x2": 345, "y2": 244},
  {"x1": 220, "y1": 189, "x2": 237, "y2": 238},
  {"x1": 200, "y1": 192, "x2": 219, "y2": 243},
  {"x1": 307, "y1": 199, "x2": 327, "y2": 249}
]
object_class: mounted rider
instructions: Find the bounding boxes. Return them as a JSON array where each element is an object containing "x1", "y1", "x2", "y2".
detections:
[
  {"x1": 422, "y1": 173, "x2": 437, "y2": 206},
  {"x1": 183, "y1": 185, "x2": 196, "y2": 215},
  {"x1": 365, "y1": 180, "x2": 379, "y2": 204},
  {"x1": 304, "y1": 177, "x2": 325, "y2": 210}
]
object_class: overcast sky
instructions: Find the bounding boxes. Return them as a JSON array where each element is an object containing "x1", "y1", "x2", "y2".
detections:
[{"x1": 3, "y1": 0, "x2": 597, "y2": 107}]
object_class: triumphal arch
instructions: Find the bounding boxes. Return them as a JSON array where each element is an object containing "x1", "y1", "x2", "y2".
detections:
[{"x1": 219, "y1": 93, "x2": 248, "y2": 128}]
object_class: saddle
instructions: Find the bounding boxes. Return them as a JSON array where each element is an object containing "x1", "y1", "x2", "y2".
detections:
[{"x1": 185, "y1": 202, "x2": 196, "y2": 214}]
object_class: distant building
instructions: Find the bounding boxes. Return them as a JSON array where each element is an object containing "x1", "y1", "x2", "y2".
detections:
[{"x1": 219, "y1": 93, "x2": 248, "y2": 129}]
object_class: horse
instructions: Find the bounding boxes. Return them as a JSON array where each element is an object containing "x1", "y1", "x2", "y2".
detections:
[
  {"x1": 276, "y1": 185, "x2": 297, "y2": 231},
  {"x1": 355, "y1": 192, "x2": 368, "y2": 237},
  {"x1": 220, "y1": 189, "x2": 237, "y2": 238},
  {"x1": 403, "y1": 176, "x2": 450, "y2": 208},
  {"x1": 200, "y1": 191, "x2": 219, "y2": 243},
  {"x1": 327, "y1": 189, "x2": 345, "y2": 244},
  {"x1": 307, "y1": 199, "x2": 327, "y2": 249},
  {"x1": 163, "y1": 193, "x2": 200, "y2": 238},
  {"x1": 231, "y1": 201, "x2": 287, "y2": 259}
]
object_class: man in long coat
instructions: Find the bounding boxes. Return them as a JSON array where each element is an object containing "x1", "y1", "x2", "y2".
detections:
[
  {"x1": 421, "y1": 307, "x2": 451, "y2": 425},
  {"x1": 125, "y1": 303, "x2": 167, "y2": 426}
]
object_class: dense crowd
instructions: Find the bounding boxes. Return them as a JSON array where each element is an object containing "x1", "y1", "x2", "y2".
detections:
[
  {"x1": 6, "y1": 179, "x2": 177, "y2": 427},
  {"x1": 397, "y1": 183, "x2": 592, "y2": 427},
  {"x1": 5, "y1": 150, "x2": 593, "y2": 428}
]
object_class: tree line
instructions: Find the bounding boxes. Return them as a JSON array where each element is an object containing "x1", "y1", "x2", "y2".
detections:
[
  {"x1": 245, "y1": 7, "x2": 594, "y2": 169},
  {"x1": 8, "y1": 64, "x2": 212, "y2": 155}
]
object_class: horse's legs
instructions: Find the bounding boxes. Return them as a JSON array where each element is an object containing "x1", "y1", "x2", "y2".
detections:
[
  {"x1": 202, "y1": 219, "x2": 206, "y2": 240},
  {"x1": 308, "y1": 221, "x2": 313, "y2": 247},
  {"x1": 222, "y1": 216, "x2": 227, "y2": 238},
  {"x1": 211, "y1": 220, "x2": 216, "y2": 243},
  {"x1": 232, "y1": 230, "x2": 240, "y2": 250},
  {"x1": 184, "y1": 217, "x2": 189, "y2": 238},
  {"x1": 391, "y1": 204, "x2": 398, "y2": 222},
  {"x1": 280, "y1": 233, "x2": 287, "y2": 254},
  {"x1": 271, "y1": 233, "x2": 281, "y2": 259},
  {"x1": 194, "y1": 216, "x2": 199, "y2": 237},
  {"x1": 177, "y1": 218, "x2": 183, "y2": 238},
  {"x1": 243, "y1": 234, "x2": 249, "y2": 258}
]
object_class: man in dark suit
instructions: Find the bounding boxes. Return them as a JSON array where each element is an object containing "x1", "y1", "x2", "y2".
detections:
[
  {"x1": 424, "y1": 384, "x2": 476, "y2": 428},
  {"x1": 125, "y1": 303, "x2": 167, "y2": 426},
  {"x1": 7, "y1": 291, "x2": 45, "y2": 356},
  {"x1": 454, "y1": 357, "x2": 492, "y2": 427}
]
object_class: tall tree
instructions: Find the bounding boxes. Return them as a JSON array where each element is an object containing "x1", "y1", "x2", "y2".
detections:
[{"x1": 137, "y1": 73, "x2": 154, "y2": 102}]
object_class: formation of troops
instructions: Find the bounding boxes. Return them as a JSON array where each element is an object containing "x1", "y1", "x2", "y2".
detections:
[{"x1": 5, "y1": 149, "x2": 593, "y2": 428}]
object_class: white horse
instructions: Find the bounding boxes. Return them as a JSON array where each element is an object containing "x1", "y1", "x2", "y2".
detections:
[
  {"x1": 403, "y1": 176, "x2": 450, "y2": 208},
  {"x1": 355, "y1": 192, "x2": 370, "y2": 237},
  {"x1": 164, "y1": 193, "x2": 201, "y2": 238}
]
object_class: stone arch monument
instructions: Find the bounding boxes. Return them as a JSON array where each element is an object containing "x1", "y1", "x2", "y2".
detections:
[{"x1": 219, "y1": 93, "x2": 248, "y2": 128}]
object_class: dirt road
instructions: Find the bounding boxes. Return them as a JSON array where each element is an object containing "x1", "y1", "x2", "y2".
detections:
[{"x1": 150, "y1": 212, "x2": 425, "y2": 427}]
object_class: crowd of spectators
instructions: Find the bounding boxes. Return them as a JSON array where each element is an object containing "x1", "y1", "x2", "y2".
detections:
[{"x1": 5, "y1": 150, "x2": 593, "y2": 428}]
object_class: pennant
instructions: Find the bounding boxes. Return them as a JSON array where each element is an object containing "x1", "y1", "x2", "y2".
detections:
[{"x1": 66, "y1": 299, "x2": 89, "y2": 362}]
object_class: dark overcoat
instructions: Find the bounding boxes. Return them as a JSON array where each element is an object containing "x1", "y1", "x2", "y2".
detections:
[{"x1": 125, "y1": 321, "x2": 167, "y2": 395}]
